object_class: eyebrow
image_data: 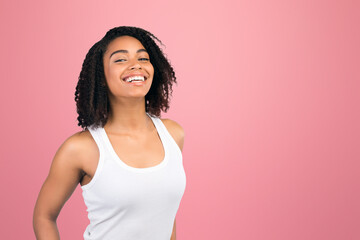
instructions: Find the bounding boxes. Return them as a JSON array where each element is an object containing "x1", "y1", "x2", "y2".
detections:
[{"x1": 109, "y1": 49, "x2": 148, "y2": 58}]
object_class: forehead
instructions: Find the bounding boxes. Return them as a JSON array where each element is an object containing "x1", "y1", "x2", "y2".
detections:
[{"x1": 105, "y1": 36, "x2": 146, "y2": 54}]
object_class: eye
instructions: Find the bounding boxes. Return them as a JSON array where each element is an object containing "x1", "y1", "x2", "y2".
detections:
[
  {"x1": 114, "y1": 59, "x2": 126, "y2": 63},
  {"x1": 139, "y1": 58, "x2": 149, "y2": 61}
]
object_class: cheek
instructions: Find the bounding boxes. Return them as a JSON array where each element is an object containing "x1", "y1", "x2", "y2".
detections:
[
  {"x1": 104, "y1": 64, "x2": 114, "y2": 81},
  {"x1": 107, "y1": 65, "x2": 123, "y2": 81},
  {"x1": 148, "y1": 64, "x2": 155, "y2": 75}
]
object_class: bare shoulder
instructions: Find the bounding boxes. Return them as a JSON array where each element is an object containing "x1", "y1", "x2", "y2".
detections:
[
  {"x1": 33, "y1": 130, "x2": 99, "y2": 221},
  {"x1": 53, "y1": 129, "x2": 98, "y2": 175},
  {"x1": 159, "y1": 118, "x2": 185, "y2": 151}
]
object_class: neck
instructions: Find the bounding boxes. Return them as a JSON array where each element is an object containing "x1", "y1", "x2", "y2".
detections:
[{"x1": 104, "y1": 97, "x2": 150, "y2": 134}]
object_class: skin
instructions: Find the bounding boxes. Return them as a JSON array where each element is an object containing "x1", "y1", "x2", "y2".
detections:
[{"x1": 33, "y1": 36, "x2": 184, "y2": 240}]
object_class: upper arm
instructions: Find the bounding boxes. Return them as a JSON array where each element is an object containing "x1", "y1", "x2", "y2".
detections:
[
  {"x1": 161, "y1": 118, "x2": 185, "y2": 152},
  {"x1": 33, "y1": 132, "x2": 86, "y2": 221}
]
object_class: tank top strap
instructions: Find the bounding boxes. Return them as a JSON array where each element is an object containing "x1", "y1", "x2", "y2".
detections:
[
  {"x1": 146, "y1": 113, "x2": 180, "y2": 154},
  {"x1": 87, "y1": 124, "x2": 106, "y2": 153},
  {"x1": 81, "y1": 124, "x2": 107, "y2": 191},
  {"x1": 146, "y1": 113, "x2": 168, "y2": 138}
]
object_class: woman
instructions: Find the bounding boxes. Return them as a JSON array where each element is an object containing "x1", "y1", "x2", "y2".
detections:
[{"x1": 33, "y1": 26, "x2": 186, "y2": 240}]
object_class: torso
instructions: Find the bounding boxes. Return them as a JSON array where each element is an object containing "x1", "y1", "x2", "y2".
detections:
[{"x1": 77, "y1": 118, "x2": 181, "y2": 187}]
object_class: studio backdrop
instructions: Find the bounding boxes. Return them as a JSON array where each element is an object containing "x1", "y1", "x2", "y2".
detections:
[{"x1": 0, "y1": 0, "x2": 359, "y2": 239}]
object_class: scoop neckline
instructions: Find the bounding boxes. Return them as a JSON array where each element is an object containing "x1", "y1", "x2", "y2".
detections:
[{"x1": 101, "y1": 112, "x2": 169, "y2": 173}]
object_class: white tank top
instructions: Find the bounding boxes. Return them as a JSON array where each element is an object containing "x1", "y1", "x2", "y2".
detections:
[{"x1": 80, "y1": 112, "x2": 186, "y2": 240}]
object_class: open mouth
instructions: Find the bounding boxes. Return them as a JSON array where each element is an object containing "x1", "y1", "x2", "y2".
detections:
[{"x1": 122, "y1": 75, "x2": 147, "y2": 83}]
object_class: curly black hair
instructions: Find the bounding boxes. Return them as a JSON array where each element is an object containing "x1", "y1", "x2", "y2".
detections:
[{"x1": 74, "y1": 26, "x2": 177, "y2": 130}]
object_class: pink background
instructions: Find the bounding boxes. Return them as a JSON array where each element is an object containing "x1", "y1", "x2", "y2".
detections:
[{"x1": 1, "y1": 0, "x2": 359, "y2": 239}]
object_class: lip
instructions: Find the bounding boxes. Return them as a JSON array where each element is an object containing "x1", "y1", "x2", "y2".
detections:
[
  {"x1": 122, "y1": 73, "x2": 148, "y2": 81},
  {"x1": 126, "y1": 80, "x2": 146, "y2": 86}
]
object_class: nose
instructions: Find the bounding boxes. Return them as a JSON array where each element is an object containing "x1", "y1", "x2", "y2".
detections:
[{"x1": 129, "y1": 59, "x2": 142, "y2": 70}]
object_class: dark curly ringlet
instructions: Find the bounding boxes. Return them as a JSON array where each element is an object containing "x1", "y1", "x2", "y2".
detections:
[{"x1": 74, "y1": 26, "x2": 177, "y2": 130}]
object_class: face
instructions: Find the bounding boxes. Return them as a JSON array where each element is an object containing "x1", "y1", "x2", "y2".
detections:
[{"x1": 103, "y1": 36, "x2": 154, "y2": 102}]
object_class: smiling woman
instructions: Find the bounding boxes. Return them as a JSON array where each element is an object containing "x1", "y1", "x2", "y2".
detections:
[
  {"x1": 75, "y1": 26, "x2": 177, "y2": 129},
  {"x1": 103, "y1": 36, "x2": 155, "y2": 98},
  {"x1": 33, "y1": 26, "x2": 186, "y2": 240}
]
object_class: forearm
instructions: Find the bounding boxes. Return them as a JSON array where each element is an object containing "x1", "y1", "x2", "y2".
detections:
[
  {"x1": 170, "y1": 220, "x2": 176, "y2": 240},
  {"x1": 33, "y1": 217, "x2": 60, "y2": 240},
  {"x1": 170, "y1": 231, "x2": 176, "y2": 240}
]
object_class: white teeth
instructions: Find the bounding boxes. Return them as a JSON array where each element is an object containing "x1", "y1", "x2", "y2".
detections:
[{"x1": 125, "y1": 76, "x2": 145, "y2": 82}]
